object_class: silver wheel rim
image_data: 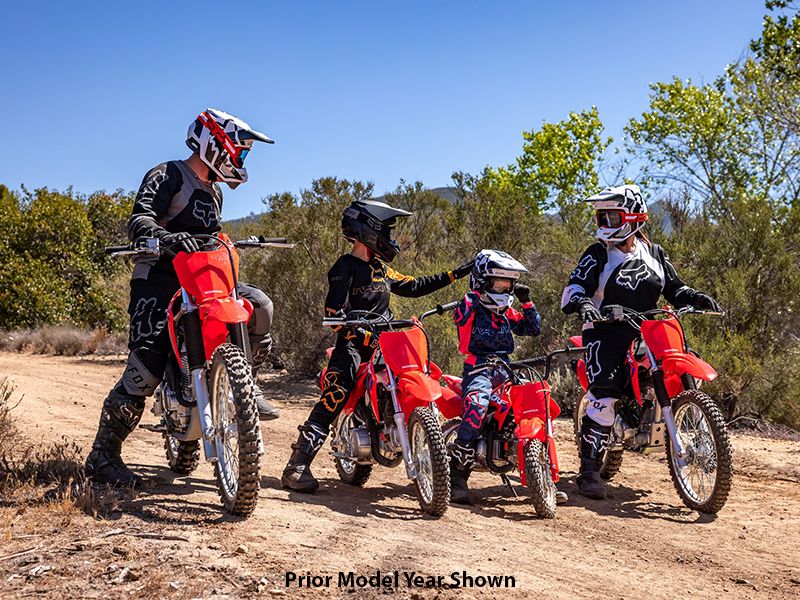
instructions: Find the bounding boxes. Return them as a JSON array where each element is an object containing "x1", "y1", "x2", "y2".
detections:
[
  {"x1": 166, "y1": 435, "x2": 179, "y2": 460},
  {"x1": 671, "y1": 402, "x2": 718, "y2": 504},
  {"x1": 337, "y1": 415, "x2": 357, "y2": 475},
  {"x1": 214, "y1": 366, "x2": 239, "y2": 500},
  {"x1": 412, "y1": 419, "x2": 434, "y2": 505}
]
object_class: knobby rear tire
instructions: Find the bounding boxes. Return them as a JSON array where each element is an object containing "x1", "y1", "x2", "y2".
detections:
[
  {"x1": 209, "y1": 343, "x2": 260, "y2": 517},
  {"x1": 164, "y1": 435, "x2": 200, "y2": 475},
  {"x1": 332, "y1": 411, "x2": 373, "y2": 486}
]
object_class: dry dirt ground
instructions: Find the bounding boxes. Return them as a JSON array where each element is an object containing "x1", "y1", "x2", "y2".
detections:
[{"x1": 1, "y1": 351, "x2": 799, "y2": 600}]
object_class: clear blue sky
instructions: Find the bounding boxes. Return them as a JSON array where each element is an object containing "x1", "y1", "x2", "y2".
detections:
[{"x1": 1, "y1": 1, "x2": 766, "y2": 219}]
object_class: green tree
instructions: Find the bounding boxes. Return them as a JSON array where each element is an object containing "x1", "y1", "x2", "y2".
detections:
[
  {"x1": 0, "y1": 186, "x2": 130, "y2": 330},
  {"x1": 486, "y1": 107, "x2": 612, "y2": 217}
]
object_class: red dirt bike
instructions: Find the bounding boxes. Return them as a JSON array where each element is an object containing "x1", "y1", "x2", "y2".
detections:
[
  {"x1": 570, "y1": 305, "x2": 733, "y2": 513},
  {"x1": 106, "y1": 233, "x2": 293, "y2": 517},
  {"x1": 321, "y1": 303, "x2": 459, "y2": 516},
  {"x1": 436, "y1": 348, "x2": 585, "y2": 518}
]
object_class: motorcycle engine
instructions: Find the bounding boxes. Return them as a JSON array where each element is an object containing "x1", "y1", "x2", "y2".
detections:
[{"x1": 154, "y1": 381, "x2": 192, "y2": 433}]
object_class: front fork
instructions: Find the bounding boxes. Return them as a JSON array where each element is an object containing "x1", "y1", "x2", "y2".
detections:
[
  {"x1": 652, "y1": 370, "x2": 689, "y2": 466},
  {"x1": 384, "y1": 363, "x2": 430, "y2": 480}
]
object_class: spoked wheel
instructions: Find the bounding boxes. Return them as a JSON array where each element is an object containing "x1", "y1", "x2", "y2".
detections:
[
  {"x1": 332, "y1": 411, "x2": 372, "y2": 486},
  {"x1": 164, "y1": 435, "x2": 200, "y2": 474},
  {"x1": 408, "y1": 407, "x2": 450, "y2": 516},
  {"x1": 524, "y1": 439, "x2": 557, "y2": 519},
  {"x1": 573, "y1": 394, "x2": 624, "y2": 480},
  {"x1": 667, "y1": 390, "x2": 732, "y2": 514},
  {"x1": 209, "y1": 343, "x2": 260, "y2": 517}
]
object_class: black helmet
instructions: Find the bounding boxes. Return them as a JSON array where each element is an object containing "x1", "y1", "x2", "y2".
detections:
[{"x1": 341, "y1": 200, "x2": 412, "y2": 262}]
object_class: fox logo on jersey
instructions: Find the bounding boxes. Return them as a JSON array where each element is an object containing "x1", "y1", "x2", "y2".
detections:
[
  {"x1": 571, "y1": 254, "x2": 597, "y2": 281},
  {"x1": 616, "y1": 261, "x2": 652, "y2": 291},
  {"x1": 193, "y1": 197, "x2": 218, "y2": 228}
]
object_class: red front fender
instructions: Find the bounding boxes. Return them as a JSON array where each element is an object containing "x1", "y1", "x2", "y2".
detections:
[
  {"x1": 199, "y1": 296, "x2": 253, "y2": 324},
  {"x1": 661, "y1": 353, "x2": 717, "y2": 382}
]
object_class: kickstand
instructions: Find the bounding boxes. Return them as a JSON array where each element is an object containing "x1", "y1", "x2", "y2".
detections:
[{"x1": 501, "y1": 474, "x2": 518, "y2": 498}]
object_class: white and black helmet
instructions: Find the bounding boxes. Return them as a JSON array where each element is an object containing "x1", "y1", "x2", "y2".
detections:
[
  {"x1": 584, "y1": 184, "x2": 648, "y2": 243},
  {"x1": 470, "y1": 250, "x2": 529, "y2": 314},
  {"x1": 186, "y1": 108, "x2": 273, "y2": 189}
]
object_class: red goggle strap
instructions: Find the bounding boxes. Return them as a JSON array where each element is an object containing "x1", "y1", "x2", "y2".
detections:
[
  {"x1": 198, "y1": 112, "x2": 245, "y2": 163},
  {"x1": 597, "y1": 211, "x2": 649, "y2": 225}
]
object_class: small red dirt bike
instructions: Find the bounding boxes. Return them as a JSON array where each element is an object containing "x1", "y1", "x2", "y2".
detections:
[
  {"x1": 436, "y1": 348, "x2": 585, "y2": 518},
  {"x1": 570, "y1": 305, "x2": 733, "y2": 513},
  {"x1": 106, "y1": 234, "x2": 293, "y2": 517},
  {"x1": 321, "y1": 303, "x2": 458, "y2": 516}
]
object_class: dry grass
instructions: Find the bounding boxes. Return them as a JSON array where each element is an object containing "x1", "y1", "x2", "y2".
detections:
[
  {"x1": 0, "y1": 326, "x2": 127, "y2": 356},
  {"x1": 0, "y1": 375, "x2": 116, "y2": 518}
]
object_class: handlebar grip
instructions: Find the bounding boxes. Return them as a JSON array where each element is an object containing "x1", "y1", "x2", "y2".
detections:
[
  {"x1": 260, "y1": 237, "x2": 287, "y2": 244},
  {"x1": 437, "y1": 301, "x2": 459, "y2": 314},
  {"x1": 105, "y1": 246, "x2": 131, "y2": 254}
]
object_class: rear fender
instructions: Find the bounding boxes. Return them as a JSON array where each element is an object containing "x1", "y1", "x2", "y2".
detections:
[
  {"x1": 441, "y1": 374, "x2": 462, "y2": 396},
  {"x1": 576, "y1": 359, "x2": 588, "y2": 392},
  {"x1": 436, "y1": 385, "x2": 463, "y2": 420}
]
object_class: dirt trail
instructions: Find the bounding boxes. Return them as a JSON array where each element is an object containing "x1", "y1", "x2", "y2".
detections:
[{"x1": 1, "y1": 351, "x2": 799, "y2": 599}]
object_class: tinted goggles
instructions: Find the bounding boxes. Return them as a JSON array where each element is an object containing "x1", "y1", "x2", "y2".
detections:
[
  {"x1": 487, "y1": 278, "x2": 514, "y2": 294},
  {"x1": 596, "y1": 210, "x2": 648, "y2": 229}
]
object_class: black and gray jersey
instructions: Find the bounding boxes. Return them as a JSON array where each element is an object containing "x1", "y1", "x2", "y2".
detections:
[
  {"x1": 127, "y1": 160, "x2": 223, "y2": 279},
  {"x1": 561, "y1": 240, "x2": 689, "y2": 329}
]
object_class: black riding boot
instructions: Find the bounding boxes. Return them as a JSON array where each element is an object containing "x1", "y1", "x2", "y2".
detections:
[
  {"x1": 576, "y1": 415, "x2": 611, "y2": 500},
  {"x1": 84, "y1": 384, "x2": 146, "y2": 487},
  {"x1": 449, "y1": 442, "x2": 476, "y2": 505},
  {"x1": 251, "y1": 339, "x2": 279, "y2": 421},
  {"x1": 281, "y1": 423, "x2": 327, "y2": 493}
]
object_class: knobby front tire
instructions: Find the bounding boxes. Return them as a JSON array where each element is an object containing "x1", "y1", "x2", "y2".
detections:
[
  {"x1": 667, "y1": 390, "x2": 733, "y2": 514},
  {"x1": 209, "y1": 343, "x2": 261, "y2": 517},
  {"x1": 524, "y1": 439, "x2": 557, "y2": 519},
  {"x1": 409, "y1": 407, "x2": 450, "y2": 516}
]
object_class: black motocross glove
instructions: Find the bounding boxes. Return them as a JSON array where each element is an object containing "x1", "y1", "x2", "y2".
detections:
[
  {"x1": 161, "y1": 231, "x2": 200, "y2": 254},
  {"x1": 576, "y1": 298, "x2": 601, "y2": 324},
  {"x1": 514, "y1": 284, "x2": 531, "y2": 304},
  {"x1": 451, "y1": 258, "x2": 475, "y2": 280},
  {"x1": 692, "y1": 292, "x2": 722, "y2": 312}
]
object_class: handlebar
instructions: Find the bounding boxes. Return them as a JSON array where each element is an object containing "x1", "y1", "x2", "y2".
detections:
[
  {"x1": 469, "y1": 346, "x2": 588, "y2": 382},
  {"x1": 419, "y1": 301, "x2": 459, "y2": 322},
  {"x1": 592, "y1": 304, "x2": 724, "y2": 326},
  {"x1": 104, "y1": 235, "x2": 294, "y2": 257}
]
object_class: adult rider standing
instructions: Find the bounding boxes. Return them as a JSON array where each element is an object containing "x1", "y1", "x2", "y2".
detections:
[{"x1": 85, "y1": 109, "x2": 279, "y2": 487}]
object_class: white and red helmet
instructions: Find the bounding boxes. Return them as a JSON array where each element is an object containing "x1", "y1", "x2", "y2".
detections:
[
  {"x1": 469, "y1": 250, "x2": 529, "y2": 315},
  {"x1": 186, "y1": 108, "x2": 273, "y2": 189},
  {"x1": 585, "y1": 184, "x2": 648, "y2": 243}
]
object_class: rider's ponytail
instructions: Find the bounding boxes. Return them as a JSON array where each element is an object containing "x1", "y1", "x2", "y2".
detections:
[{"x1": 635, "y1": 230, "x2": 652, "y2": 247}]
